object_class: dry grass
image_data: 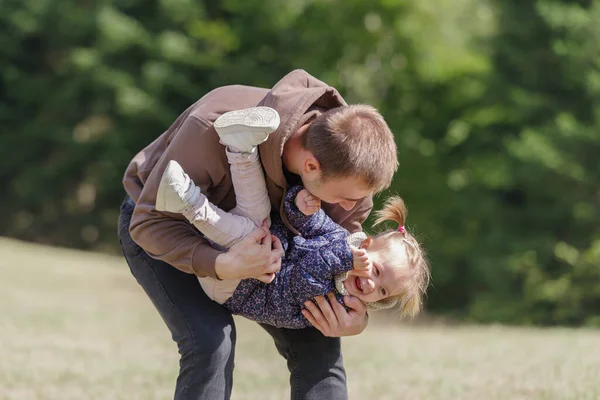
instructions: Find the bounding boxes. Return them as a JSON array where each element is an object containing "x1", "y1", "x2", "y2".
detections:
[{"x1": 1, "y1": 237, "x2": 599, "y2": 400}]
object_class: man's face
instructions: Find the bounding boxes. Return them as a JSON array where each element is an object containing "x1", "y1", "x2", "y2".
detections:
[{"x1": 302, "y1": 173, "x2": 372, "y2": 211}]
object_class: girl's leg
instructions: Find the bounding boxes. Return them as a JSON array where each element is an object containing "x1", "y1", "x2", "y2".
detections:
[
  {"x1": 155, "y1": 107, "x2": 279, "y2": 248},
  {"x1": 156, "y1": 160, "x2": 258, "y2": 249},
  {"x1": 225, "y1": 149, "x2": 271, "y2": 227},
  {"x1": 215, "y1": 106, "x2": 280, "y2": 227}
]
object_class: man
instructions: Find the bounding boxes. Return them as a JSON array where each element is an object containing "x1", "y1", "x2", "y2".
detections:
[{"x1": 118, "y1": 69, "x2": 398, "y2": 399}]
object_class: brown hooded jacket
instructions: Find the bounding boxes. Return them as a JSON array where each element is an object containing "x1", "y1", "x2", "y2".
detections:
[{"x1": 123, "y1": 70, "x2": 373, "y2": 279}]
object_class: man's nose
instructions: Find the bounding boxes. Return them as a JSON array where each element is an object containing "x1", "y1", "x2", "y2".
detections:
[{"x1": 339, "y1": 200, "x2": 356, "y2": 211}]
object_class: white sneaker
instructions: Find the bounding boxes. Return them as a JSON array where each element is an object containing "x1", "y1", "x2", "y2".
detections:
[
  {"x1": 214, "y1": 106, "x2": 280, "y2": 153},
  {"x1": 156, "y1": 160, "x2": 196, "y2": 213}
]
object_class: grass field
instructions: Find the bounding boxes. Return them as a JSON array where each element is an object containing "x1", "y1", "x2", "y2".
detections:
[{"x1": 1, "y1": 237, "x2": 599, "y2": 400}]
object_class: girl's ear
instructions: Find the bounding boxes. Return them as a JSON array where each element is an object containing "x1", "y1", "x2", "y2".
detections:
[{"x1": 359, "y1": 237, "x2": 372, "y2": 250}]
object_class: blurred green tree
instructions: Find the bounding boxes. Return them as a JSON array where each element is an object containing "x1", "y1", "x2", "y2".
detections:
[{"x1": 428, "y1": 0, "x2": 600, "y2": 325}]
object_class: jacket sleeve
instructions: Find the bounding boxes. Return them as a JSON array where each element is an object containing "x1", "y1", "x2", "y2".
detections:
[
  {"x1": 128, "y1": 116, "x2": 228, "y2": 279},
  {"x1": 283, "y1": 186, "x2": 348, "y2": 239},
  {"x1": 289, "y1": 240, "x2": 353, "y2": 303}
]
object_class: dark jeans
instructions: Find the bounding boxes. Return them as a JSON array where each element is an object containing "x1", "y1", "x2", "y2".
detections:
[{"x1": 118, "y1": 197, "x2": 348, "y2": 400}]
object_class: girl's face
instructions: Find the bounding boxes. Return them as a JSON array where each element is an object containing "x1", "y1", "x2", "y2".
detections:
[{"x1": 343, "y1": 236, "x2": 407, "y2": 303}]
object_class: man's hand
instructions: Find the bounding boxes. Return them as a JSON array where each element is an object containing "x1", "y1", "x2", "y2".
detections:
[
  {"x1": 215, "y1": 223, "x2": 284, "y2": 283},
  {"x1": 301, "y1": 292, "x2": 368, "y2": 337},
  {"x1": 295, "y1": 188, "x2": 321, "y2": 215}
]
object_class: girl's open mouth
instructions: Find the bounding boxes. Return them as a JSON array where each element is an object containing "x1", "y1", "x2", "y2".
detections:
[{"x1": 355, "y1": 276, "x2": 363, "y2": 293}]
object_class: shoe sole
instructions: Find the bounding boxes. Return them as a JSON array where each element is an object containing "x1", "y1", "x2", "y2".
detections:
[{"x1": 214, "y1": 107, "x2": 280, "y2": 136}]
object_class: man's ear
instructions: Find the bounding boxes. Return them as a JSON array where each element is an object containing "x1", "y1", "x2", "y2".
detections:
[
  {"x1": 303, "y1": 156, "x2": 321, "y2": 177},
  {"x1": 359, "y1": 237, "x2": 372, "y2": 250}
]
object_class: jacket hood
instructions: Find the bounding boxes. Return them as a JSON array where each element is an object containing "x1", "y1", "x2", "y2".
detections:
[{"x1": 257, "y1": 69, "x2": 348, "y2": 189}]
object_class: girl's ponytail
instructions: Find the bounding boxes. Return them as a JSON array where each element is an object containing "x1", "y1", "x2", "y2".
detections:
[{"x1": 373, "y1": 196, "x2": 407, "y2": 228}]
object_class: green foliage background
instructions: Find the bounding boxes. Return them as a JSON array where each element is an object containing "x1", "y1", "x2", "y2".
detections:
[{"x1": 1, "y1": 0, "x2": 599, "y2": 325}]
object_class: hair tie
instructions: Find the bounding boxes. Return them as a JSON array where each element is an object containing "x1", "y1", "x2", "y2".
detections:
[{"x1": 398, "y1": 225, "x2": 405, "y2": 233}]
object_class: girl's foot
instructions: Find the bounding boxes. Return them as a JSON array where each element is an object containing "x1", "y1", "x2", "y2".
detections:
[
  {"x1": 214, "y1": 106, "x2": 280, "y2": 153},
  {"x1": 156, "y1": 160, "x2": 199, "y2": 213}
]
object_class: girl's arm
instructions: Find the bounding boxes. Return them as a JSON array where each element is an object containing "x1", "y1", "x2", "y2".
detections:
[
  {"x1": 289, "y1": 241, "x2": 354, "y2": 303},
  {"x1": 283, "y1": 186, "x2": 348, "y2": 240}
]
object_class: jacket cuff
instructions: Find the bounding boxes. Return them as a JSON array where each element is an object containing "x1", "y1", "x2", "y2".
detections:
[{"x1": 191, "y1": 242, "x2": 222, "y2": 280}]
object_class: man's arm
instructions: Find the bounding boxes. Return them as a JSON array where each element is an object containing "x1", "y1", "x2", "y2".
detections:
[{"x1": 128, "y1": 116, "x2": 282, "y2": 281}]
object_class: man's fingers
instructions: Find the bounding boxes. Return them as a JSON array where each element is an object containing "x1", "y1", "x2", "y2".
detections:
[
  {"x1": 270, "y1": 235, "x2": 284, "y2": 263},
  {"x1": 301, "y1": 309, "x2": 324, "y2": 333},
  {"x1": 260, "y1": 229, "x2": 272, "y2": 248},
  {"x1": 266, "y1": 256, "x2": 282, "y2": 274},
  {"x1": 269, "y1": 250, "x2": 282, "y2": 264},
  {"x1": 327, "y1": 292, "x2": 347, "y2": 315},
  {"x1": 257, "y1": 272, "x2": 275, "y2": 283},
  {"x1": 271, "y1": 234, "x2": 283, "y2": 252},
  {"x1": 246, "y1": 225, "x2": 268, "y2": 243},
  {"x1": 304, "y1": 299, "x2": 330, "y2": 332},
  {"x1": 344, "y1": 295, "x2": 367, "y2": 315},
  {"x1": 315, "y1": 295, "x2": 339, "y2": 326}
]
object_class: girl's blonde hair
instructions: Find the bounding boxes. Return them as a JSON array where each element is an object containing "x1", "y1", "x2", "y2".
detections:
[{"x1": 371, "y1": 196, "x2": 430, "y2": 319}]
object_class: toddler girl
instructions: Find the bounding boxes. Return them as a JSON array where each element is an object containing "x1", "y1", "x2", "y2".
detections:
[{"x1": 156, "y1": 107, "x2": 430, "y2": 328}]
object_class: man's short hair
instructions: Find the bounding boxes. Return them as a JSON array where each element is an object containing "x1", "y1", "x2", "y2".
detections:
[{"x1": 303, "y1": 104, "x2": 398, "y2": 192}]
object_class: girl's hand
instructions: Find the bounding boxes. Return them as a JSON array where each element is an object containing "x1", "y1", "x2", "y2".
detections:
[
  {"x1": 350, "y1": 246, "x2": 371, "y2": 277},
  {"x1": 295, "y1": 188, "x2": 321, "y2": 215}
]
